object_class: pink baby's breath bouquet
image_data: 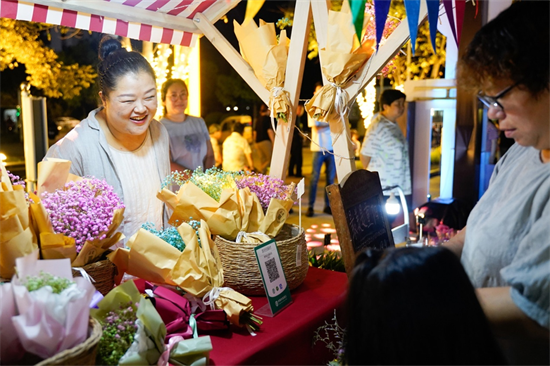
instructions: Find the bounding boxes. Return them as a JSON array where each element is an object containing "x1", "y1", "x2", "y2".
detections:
[
  {"x1": 42, "y1": 178, "x2": 124, "y2": 252},
  {"x1": 39, "y1": 177, "x2": 125, "y2": 267}
]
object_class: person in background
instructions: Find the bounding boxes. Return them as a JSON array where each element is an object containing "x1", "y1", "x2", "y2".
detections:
[
  {"x1": 345, "y1": 247, "x2": 506, "y2": 365},
  {"x1": 444, "y1": 2, "x2": 549, "y2": 364},
  {"x1": 45, "y1": 35, "x2": 170, "y2": 243},
  {"x1": 222, "y1": 122, "x2": 254, "y2": 172},
  {"x1": 288, "y1": 103, "x2": 305, "y2": 177},
  {"x1": 160, "y1": 78, "x2": 214, "y2": 172},
  {"x1": 209, "y1": 123, "x2": 223, "y2": 168},
  {"x1": 254, "y1": 104, "x2": 275, "y2": 173},
  {"x1": 306, "y1": 82, "x2": 336, "y2": 217},
  {"x1": 360, "y1": 89, "x2": 411, "y2": 199}
]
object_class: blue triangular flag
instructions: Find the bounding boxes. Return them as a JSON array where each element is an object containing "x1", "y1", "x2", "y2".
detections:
[
  {"x1": 374, "y1": 0, "x2": 392, "y2": 51},
  {"x1": 404, "y1": 0, "x2": 421, "y2": 55},
  {"x1": 426, "y1": 0, "x2": 440, "y2": 54},
  {"x1": 443, "y1": 0, "x2": 458, "y2": 46}
]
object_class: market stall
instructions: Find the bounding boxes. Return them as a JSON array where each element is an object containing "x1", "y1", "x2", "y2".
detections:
[{"x1": 0, "y1": 0, "x2": 474, "y2": 364}]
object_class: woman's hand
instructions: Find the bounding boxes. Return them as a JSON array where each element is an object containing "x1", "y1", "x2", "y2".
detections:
[{"x1": 442, "y1": 226, "x2": 466, "y2": 257}]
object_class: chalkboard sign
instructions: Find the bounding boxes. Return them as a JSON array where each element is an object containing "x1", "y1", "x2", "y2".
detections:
[{"x1": 327, "y1": 169, "x2": 394, "y2": 275}]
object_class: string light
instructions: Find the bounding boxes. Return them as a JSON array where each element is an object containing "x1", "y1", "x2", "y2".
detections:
[{"x1": 356, "y1": 77, "x2": 377, "y2": 129}]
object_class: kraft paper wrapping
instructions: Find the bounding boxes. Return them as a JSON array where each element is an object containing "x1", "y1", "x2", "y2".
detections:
[
  {"x1": 0, "y1": 165, "x2": 38, "y2": 279},
  {"x1": 34, "y1": 159, "x2": 125, "y2": 267},
  {"x1": 234, "y1": 19, "x2": 292, "y2": 123},
  {"x1": 305, "y1": 1, "x2": 373, "y2": 140},
  {"x1": 108, "y1": 220, "x2": 253, "y2": 328},
  {"x1": 159, "y1": 181, "x2": 292, "y2": 241}
]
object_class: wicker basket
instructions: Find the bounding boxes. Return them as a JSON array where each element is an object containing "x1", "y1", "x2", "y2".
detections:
[
  {"x1": 215, "y1": 224, "x2": 309, "y2": 296},
  {"x1": 72, "y1": 252, "x2": 116, "y2": 296},
  {"x1": 17, "y1": 317, "x2": 102, "y2": 365}
]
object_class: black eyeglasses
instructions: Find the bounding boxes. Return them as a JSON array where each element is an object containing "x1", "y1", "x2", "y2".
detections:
[{"x1": 477, "y1": 82, "x2": 519, "y2": 113}]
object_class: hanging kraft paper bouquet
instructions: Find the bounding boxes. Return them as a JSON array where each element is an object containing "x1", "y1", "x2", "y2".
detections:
[
  {"x1": 157, "y1": 169, "x2": 295, "y2": 242},
  {"x1": 305, "y1": 0, "x2": 375, "y2": 141},
  {"x1": 108, "y1": 219, "x2": 261, "y2": 331},
  {"x1": 234, "y1": 18, "x2": 292, "y2": 125},
  {"x1": 31, "y1": 158, "x2": 124, "y2": 267},
  {"x1": 0, "y1": 165, "x2": 38, "y2": 279}
]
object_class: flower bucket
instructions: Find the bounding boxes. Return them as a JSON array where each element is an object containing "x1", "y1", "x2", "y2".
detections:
[{"x1": 214, "y1": 224, "x2": 308, "y2": 296}]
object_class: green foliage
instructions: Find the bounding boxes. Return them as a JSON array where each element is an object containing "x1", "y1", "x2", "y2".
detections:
[
  {"x1": 309, "y1": 250, "x2": 346, "y2": 272},
  {"x1": 0, "y1": 18, "x2": 96, "y2": 100}
]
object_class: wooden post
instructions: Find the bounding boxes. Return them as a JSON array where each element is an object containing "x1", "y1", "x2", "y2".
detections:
[{"x1": 269, "y1": 0, "x2": 312, "y2": 179}]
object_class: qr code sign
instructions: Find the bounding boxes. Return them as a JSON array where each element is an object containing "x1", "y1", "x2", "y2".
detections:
[{"x1": 266, "y1": 257, "x2": 280, "y2": 283}]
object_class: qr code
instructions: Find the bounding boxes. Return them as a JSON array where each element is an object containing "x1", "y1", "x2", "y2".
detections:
[{"x1": 266, "y1": 257, "x2": 280, "y2": 283}]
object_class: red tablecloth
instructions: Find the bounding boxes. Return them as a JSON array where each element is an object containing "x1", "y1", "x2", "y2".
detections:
[{"x1": 208, "y1": 267, "x2": 348, "y2": 365}]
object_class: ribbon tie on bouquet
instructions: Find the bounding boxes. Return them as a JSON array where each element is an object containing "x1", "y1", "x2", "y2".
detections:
[
  {"x1": 329, "y1": 82, "x2": 351, "y2": 144},
  {"x1": 269, "y1": 86, "x2": 292, "y2": 134},
  {"x1": 202, "y1": 287, "x2": 234, "y2": 310}
]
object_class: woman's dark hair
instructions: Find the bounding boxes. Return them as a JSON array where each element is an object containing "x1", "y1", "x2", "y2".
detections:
[
  {"x1": 160, "y1": 78, "x2": 187, "y2": 115},
  {"x1": 379, "y1": 89, "x2": 406, "y2": 108},
  {"x1": 458, "y1": 1, "x2": 549, "y2": 97},
  {"x1": 345, "y1": 247, "x2": 506, "y2": 365},
  {"x1": 97, "y1": 36, "x2": 156, "y2": 96}
]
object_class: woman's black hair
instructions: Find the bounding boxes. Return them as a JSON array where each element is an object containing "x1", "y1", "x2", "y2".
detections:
[
  {"x1": 160, "y1": 78, "x2": 188, "y2": 115},
  {"x1": 97, "y1": 36, "x2": 156, "y2": 96},
  {"x1": 458, "y1": 1, "x2": 549, "y2": 97},
  {"x1": 345, "y1": 246, "x2": 506, "y2": 365}
]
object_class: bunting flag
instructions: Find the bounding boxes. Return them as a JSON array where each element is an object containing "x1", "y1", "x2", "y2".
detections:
[
  {"x1": 0, "y1": 0, "x2": 230, "y2": 48},
  {"x1": 349, "y1": 0, "x2": 367, "y2": 44},
  {"x1": 373, "y1": 0, "x2": 391, "y2": 50},
  {"x1": 243, "y1": 0, "x2": 264, "y2": 25},
  {"x1": 404, "y1": 0, "x2": 420, "y2": 55},
  {"x1": 426, "y1": 0, "x2": 440, "y2": 53},
  {"x1": 443, "y1": 0, "x2": 458, "y2": 46},
  {"x1": 455, "y1": 0, "x2": 465, "y2": 45}
]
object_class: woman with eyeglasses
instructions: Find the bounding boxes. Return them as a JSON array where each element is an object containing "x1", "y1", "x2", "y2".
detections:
[
  {"x1": 160, "y1": 79, "x2": 215, "y2": 172},
  {"x1": 445, "y1": 2, "x2": 549, "y2": 363},
  {"x1": 345, "y1": 247, "x2": 506, "y2": 365},
  {"x1": 45, "y1": 36, "x2": 170, "y2": 244}
]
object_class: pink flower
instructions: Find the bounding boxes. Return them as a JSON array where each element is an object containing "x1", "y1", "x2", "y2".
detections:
[{"x1": 41, "y1": 177, "x2": 124, "y2": 252}]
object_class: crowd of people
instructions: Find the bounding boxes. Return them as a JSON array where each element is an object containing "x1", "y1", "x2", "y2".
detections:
[{"x1": 42, "y1": 1, "x2": 548, "y2": 364}]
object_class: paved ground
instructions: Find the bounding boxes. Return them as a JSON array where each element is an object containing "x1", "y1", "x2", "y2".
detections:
[{"x1": 283, "y1": 148, "x2": 353, "y2": 253}]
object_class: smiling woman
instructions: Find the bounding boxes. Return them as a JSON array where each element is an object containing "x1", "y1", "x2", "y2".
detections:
[{"x1": 44, "y1": 35, "x2": 171, "y2": 245}]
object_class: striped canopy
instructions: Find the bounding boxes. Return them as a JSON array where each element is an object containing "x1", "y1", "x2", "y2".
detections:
[{"x1": 0, "y1": 0, "x2": 239, "y2": 47}]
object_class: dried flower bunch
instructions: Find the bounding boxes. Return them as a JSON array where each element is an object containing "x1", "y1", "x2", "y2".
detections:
[
  {"x1": 96, "y1": 301, "x2": 139, "y2": 366},
  {"x1": 162, "y1": 167, "x2": 240, "y2": 202},
  {"x1": 41, "y1": 177, "x2": 124, "y2": 252},
  {"x1": 235, "y1": 173, "x2": 295, "y2": 211},
  {"x1": 22, "y1": 271, "x2": 75, "y2": 294},
  {"x1": 6, "y1": 171, "x2": 25, "y2": 188},
  {"x1": 141, "y1": 222, "x2": 186, "y2": 252}
]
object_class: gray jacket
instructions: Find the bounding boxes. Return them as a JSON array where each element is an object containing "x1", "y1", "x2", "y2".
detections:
[{"x1": 45, "y1": 108, "x2": 171, "y2": 226}]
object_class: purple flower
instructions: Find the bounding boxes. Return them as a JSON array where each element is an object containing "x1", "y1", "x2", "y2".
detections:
[{"x1": 41, "y1": 177, "x2": 124, "y2": 252}]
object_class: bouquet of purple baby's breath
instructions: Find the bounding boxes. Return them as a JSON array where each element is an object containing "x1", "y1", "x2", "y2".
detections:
[
  {"x1": 41, "y1": 178, "x2": 124, "y2": 253},
  {"x1": 235, "y1": 173, "x2": 295, "y2": 211}
]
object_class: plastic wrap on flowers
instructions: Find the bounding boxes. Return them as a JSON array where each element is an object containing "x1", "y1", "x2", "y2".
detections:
[
  {"x1": 157, "y1": 168, "x2": 295, "y2": 241},
  {"x1": 10, "y1": 251, "x2": 96, "y2": 359}
]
